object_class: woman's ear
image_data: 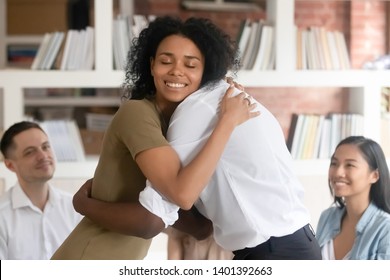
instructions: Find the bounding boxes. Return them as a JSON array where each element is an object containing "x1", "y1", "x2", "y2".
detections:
[
  {"x1": 370, "y1": 169, "x2": 380, "y2": 184},
  {"x1": 150, "y1": 57, "x2": 155, "y2": 76}
]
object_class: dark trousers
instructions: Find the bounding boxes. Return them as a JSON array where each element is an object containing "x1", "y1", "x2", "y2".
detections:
[{"x1": 233, "y1": 224, "x2": 322, "y2": 260}]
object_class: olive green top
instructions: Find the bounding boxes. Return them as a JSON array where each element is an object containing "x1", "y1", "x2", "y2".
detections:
[{"x1": 51, "y1": 99, "x2": 169, "y2": 259}]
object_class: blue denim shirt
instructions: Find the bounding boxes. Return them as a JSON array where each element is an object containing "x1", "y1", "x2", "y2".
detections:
[{"x1": 316, "y1": 202, "x2": 390, "y2": 260}]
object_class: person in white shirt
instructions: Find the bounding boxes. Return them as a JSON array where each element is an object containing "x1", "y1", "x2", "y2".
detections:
[
  {"x1": 0, "y1": 121, "x2": 82, "y2": 259},
  {"x1": 139, "y1": 79, "x2": 322, "y2": 259}
]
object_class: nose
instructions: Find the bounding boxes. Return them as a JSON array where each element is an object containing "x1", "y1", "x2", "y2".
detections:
[
  {"x1": 36, "y1": 148, "x2": 49, "y2": 160},
  {"x1": 168, "y1": 62, "x2": 184, "y2": 76},
  {"x1": 333, "y1": 165, "x2": 345, "y2": 177}
]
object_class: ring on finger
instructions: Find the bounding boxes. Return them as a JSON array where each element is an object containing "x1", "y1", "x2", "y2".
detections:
[{"x1": 244, "y1": 96, "x2": 251, "y2": 106}]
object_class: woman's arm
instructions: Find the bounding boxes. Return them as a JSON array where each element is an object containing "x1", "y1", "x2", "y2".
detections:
[
  {"x1": 136, "y1": 85, "x2": 259, "y2": 209},
  {"x1": 73, "y1": 179, "x2": 164, "y2": 239},
  {"x1": 73, "y1": 179, "x2": 213, "y2": 239}
]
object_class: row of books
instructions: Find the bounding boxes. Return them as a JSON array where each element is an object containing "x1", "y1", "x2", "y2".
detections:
[
  {"x1": 39, "y1": 120, "x2": 85, "y2": 162},
  {"x1": 28, "y1": 20, "x2": 350, "y2": 72},
  {"x1": 7, "y1": 45, "x2": 38, "y2": 68},
  {"x1": 296, "y1": 26, "x2": 351, "y2": 70},
  {"x1": 237, "y1": 19, "x2": 275, "y2": 70},
  {"x1": 31, "y1": 26, "x2": 94, "y2": 70},
  {"x1": 113, "y1": 14, "x2": 155, "y2": 70},
  {"x1": 287, "y1": 113, "x2": 364, "y2": 160}
]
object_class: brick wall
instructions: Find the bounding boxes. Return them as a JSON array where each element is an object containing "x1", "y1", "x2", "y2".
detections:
[
  {"x1": 134, "y1": 0, "x2": 387, "y2": 138},
  {"x1": 350, "y1": 1, "x2": 387, "y2": 68},
  {"x1": 134, "y1": 0, "x2": 266, "y2": 39}
]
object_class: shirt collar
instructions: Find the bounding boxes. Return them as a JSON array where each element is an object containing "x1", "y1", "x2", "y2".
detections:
[
  {"x1": 355, "y1": 202, "x2": 378, "y2": 233},
  {"x1": 11, "y1": 183, "x2": 57, "y2": 212},
  {"x1": 330, "y1": 206, "x2": 346, "y2": 234}
]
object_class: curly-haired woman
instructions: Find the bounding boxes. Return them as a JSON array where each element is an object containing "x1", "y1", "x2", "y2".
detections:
[{"x1": 51, "y1": 16, "x2": 257, "y2": 260}]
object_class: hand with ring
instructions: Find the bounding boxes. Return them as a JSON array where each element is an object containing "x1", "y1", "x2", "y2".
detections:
[
  {"x1": 244, "y1": 96, "x2": 250, "y2": 106},
  {"x1": 243, "y1": 94, "x2": 253, "y2": 106}
]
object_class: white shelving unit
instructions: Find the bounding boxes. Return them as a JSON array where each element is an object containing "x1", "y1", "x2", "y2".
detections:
[
  {"x1": 0, "y1": 0, "x2": 388, "y2": 226},
  {"x1": 0, "y1": 0, "x2": 127, "y2": 191}
]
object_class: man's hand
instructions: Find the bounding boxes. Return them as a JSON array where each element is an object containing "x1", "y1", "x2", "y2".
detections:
[{"x1": 73, "y1": 178, "x2": 93, "y2": 215}]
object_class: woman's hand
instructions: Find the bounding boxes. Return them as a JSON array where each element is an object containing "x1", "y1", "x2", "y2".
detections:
[
  {"x1": 73, "y1": 178, "x2": 93, "y2": 215},
  {"x1": 172, "y1": 207, "x2": 213, "y2": 240},
  {"x1": 225, "y1": 76, "x2": 244, "y2": 91},
  {"x1": 219, "y1": 82, "x2": 260, "y2": 127}
]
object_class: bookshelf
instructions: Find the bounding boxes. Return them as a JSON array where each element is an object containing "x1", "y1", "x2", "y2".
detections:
[
  {"x1": 232, "y1": 0, "x2": 388, "y2": 231},
  {"x1": 0, "y1": 0, "x2": 389, "y2": 231},
  {"x1": 236, "y1": 0, "x2": 386, "y2": 143},
  {"x1": 0, "y1": 0, "x2": 126, "y2": 191}
]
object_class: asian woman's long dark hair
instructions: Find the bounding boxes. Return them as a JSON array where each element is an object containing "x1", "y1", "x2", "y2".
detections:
[{"x1": 330, "y1": 136, "x2": 390, "y2": 213}]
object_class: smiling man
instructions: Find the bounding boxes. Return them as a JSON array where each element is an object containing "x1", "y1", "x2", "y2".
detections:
[{"x1": 0, "y1": 121, "x2": 81, "y2": 259}]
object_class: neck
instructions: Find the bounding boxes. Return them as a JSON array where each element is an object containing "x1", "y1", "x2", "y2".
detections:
[
  {"x1": 154, "y1": 98, "x2": 179, "y2": 125},
  {"x1": 19, "y1": 180, "x2": 49, "y2": 211},
  {"x1": 344, "y1": 197, "x2": 370, "y2": 223}
]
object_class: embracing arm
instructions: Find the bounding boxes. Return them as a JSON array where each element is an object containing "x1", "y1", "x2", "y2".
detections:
[
  {"x1": 172, "y1": 207, "x2": 213, "y2": 240},
  {"x1": 73, "y1": 179, "x2": 165, "y2": 239},
  {"x1": 73, "y1": 179, "x2": 211, "y2": 239},
  {"x1": 136, "y1": 85, "x2": 259, "y2": 209}
]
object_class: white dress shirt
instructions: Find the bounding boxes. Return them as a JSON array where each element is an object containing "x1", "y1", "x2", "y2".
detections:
[
  {"x1": 0, "y1": 183, "x2": 82, "y2": 259},
  {"x1": 140, "y1": 79, "x2": 311, "y2": 251}
]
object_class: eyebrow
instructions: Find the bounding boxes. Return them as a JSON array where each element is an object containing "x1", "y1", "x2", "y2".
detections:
[
  {"x1": 22, "y1": 141, "x2": 50, "y2": 153},
  {"x1": 331, "y1": 157, "x2": 358, "y2": 163},
  {"x1": 22, "y1": 146, "x2": 37, "y2": 154},
  {"x1": 158, "y1": 52, "x2": 202, "y2": 61}
]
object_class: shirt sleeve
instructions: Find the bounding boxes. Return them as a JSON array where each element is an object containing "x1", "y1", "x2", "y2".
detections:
[
  {"x1": 377, "y1": 221, "x2": 390, "y2": 259},
  {"x1": 138, "y1": 82, "x2": 227, "y2": 227},
  {"x1": 113, "y1": 100, "x2": 169, "y2": 158},
  {"x1": 139, "y1": 180, "x2": 180, "y2": 228}
]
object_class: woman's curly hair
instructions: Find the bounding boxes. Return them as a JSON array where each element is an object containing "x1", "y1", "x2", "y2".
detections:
[{"x1": 122, "y1": 16, "x2": 240, "y2": 100}]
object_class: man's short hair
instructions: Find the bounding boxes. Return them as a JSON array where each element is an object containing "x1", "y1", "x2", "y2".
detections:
[{"x1": 0, "y1": 121, "x2": 45, "y2": 159}]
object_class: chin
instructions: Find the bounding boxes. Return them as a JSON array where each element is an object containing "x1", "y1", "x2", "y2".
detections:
[
  {"x1": 39, "y1": 169, "x2": 55, "y2": 179},
  {"x1": 334, "y1": 191, "x2": 349, "y2": 198}
]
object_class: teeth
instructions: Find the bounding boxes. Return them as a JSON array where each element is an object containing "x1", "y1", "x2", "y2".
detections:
[
  {"x1": 166, "y1": 82, "x2": 185, "y2": 88},
  {"x1": 334, "y1": 181, "x2": 348, "y2": 186}
]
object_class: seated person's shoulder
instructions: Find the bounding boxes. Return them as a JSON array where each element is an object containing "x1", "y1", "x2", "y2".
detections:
[
  {"x1": 376, "y1": 209, "x2": 390, "y2": 228},
  {"x1": 50, "y1": 187, "x2": 82, "y2": 221},
  {"x1": 50, "y1": 187, "x2": 73, "y2": 202},
  {"x1": 0, "y1": 188, "x2": 12, "y2": 210},
  {"x1": 320, "y1": 205, "x2": 340, "y2": 218}
]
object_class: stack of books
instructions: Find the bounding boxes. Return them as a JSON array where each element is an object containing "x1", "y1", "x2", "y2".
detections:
[
  {"x1": 31, "y1": 26, "x2": 95, "y2": 70},
  {"x1": 112, "y1": 14, "x2": 155, "y2": 70},
  {"x1": 236, "y1": 19, "x2": 275, "y2": 71},
  {"x1": 287, "y1": 113, "x2": 364, "y2": 159},
  {"x1": 296, "y1": 26, "x2": 351, "y2": 70},
  {"x1": 40, "y1": 120, "x2": 86, "y2": 162}
]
